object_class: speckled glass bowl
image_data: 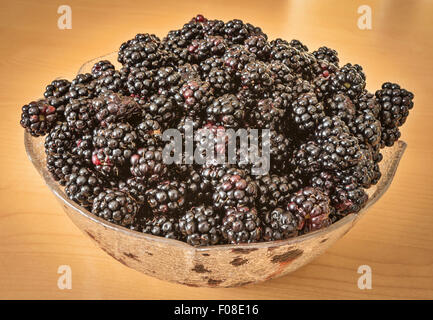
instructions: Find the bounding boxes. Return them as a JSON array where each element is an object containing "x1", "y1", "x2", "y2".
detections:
[{"x1": 24, "y1": 53, "x2": 407, "y2": 288}]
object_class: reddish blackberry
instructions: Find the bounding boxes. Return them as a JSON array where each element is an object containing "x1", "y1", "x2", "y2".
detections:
[
  {"x1": 175, "y1": 79, "x2": 214, "y2": 116},
  {"x1": 44, "y1": 122, "x2": 76, "y2": 156},
  {"x1": 92, "y1": 189, "x2": 138, "y2": 226},
  {"x1": 256, "y1": 174, "x2": 302, "y2": 211},
  {"x1": 46, "y1": 153, "x2": 83, "y2": 186},
  {"x1": 205, "y1": 94, "x2": 245, "y2": 129},
  {"x1": 118, "y1": 33, "x2": 163, "y2": 68},
  {"x1": 375, "y1": 82, "x2": 414, "y2": 128},
  {"x1": 287, "y1": 187, "x2": 332, "y2": 233},
  {"x1": 262, "y1": 207, "x2": 298, "y2": 241},
  {"x1": 140, "y1": 215, "x2": 180, "y2": 240},
  {"x1": 91, "y1": 60, "x2": 115, "y2": 78},
  {"x1": 329, "y1": 63, "x2": 366, "y2": 99},
  {"x1": 221, "y1": 206, "x2": 262, "y2": 244},
  {"x1": 241, "y1": 60, "x2": 274, "y2": 93},
  {"x1": 20, "y1": 100, "x2": 57, "y2": 137},
  {"x1": 212, "y1": 168, "x2": 258, "y2": 209},
  {"x1": 311, "y1": 60, "x2": 338, "y2": 79},
  {"x1": 95, "y1": 69, "x2": 127, "y2": 95},
  {"x1": 145, "y1": 180, "x2": 187, "y2": 215},
  {"x1": 325, "y1": 93, "x2": 356, "y2": 123},
  {"x1": 65, "y1": 167, "x2": 104, "y2": 209},
  {"x1": 65, "y1": 98, "x2": 97, "y2": 134},
  {"x1": 92, "y1": 122, "x2": 138, "y2": 176},
  {"x1": 130, "y1": 146, "x2": 168, "y2": 184},
  {"x1": 244, "y1": 35, "x2": 270, "y2": 60},
  {"x1": 290, "y1": 92, "x2": 325, "y2": 132},
  {"x1": 126, "y1": 66, "x2": 156, "y2": 98},
  {"x1": 312, "y1": 46, "x2": 339, "y2": 66},
  {"x1": 93, "y1": 91, "x2": 140, "y2": 127},
  {"x1": 331, "y1": 177, "x2": 368, "y2": 215},
  {"x1": 249, "y1": 98, "x2": 285, "y2": 129},
  {"x1": 179, "y1": 206, "x2": 222, "y2": 246}
]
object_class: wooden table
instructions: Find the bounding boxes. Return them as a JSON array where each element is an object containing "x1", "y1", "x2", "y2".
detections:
[{"x1": 1, "y1": 0, "x2": 432, "y2": 299}]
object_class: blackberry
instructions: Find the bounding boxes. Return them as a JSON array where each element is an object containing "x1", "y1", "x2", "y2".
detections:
[
  {"x1": 287, "y1": 187, "x2": 332, "y2": 233},
  {"x1": 289, "y1": 39, "x2": 309, "y2": 52},
  {"x1": 65, "y1": 167, "x2": 104, "y2": 208},
  {"x1": 187, "y1": 36, "x2": 227, "y2": 62},
  {"x1": 130, "y1": 146, "x2": 168, "y2": 184},
  {"x1": 329, "y1": 63, "x2": 366, "y2": 99},
  {"x1": 311, "y1": 60, "x2": 338, "y2": 79},
  {"x1": 199, "y1": 56, "x2": 224, "y2": 77},
  {"x1": 178, "y1": 63, "x2": 201, "y2": 80},
  {"x1": 290, "y1": 92, "x2": 325, "y2": 132},
  {"x1": 223, "y1": 19, "x2": 266, "y2": 44},
  {"x1": 291, "y1": 141, "x2": 322, "y2": 174},
  {"x1": 118, "y1": 33, "x2": 163, "y2": 68},
  {"x1": 46, "y1": 153, "x2": 82, "y2": 186},
  {"x1": 20, "y1": 100, "x2": 57, "y2": 137},
  {"x1": 92, "y1": 122, "x2": 138, "y2": 176},
  {"x1": 354, "y1": 91, "x2": 380, "y2": 118},
  {"x1": 141, "y1": 215, "x2": 180, "y2": 240},
  {"x1": 93, "y1": 91, "x2": 140, "y2": 127},
  {"x1": 222, "y1": 45, "x2": 255, "y2": 75},
  {"x1": 244, "y1": 35, "x2": 270, "y2": 60},
  {"x1": 256, "y1": 174, "x2": 301, "y2": 211},
  {"x1": 126, "y1": 66, "x2": 156, "y2": 98},
  {"x1": 43, "y1": 79, "x2": 71, "y2": 118},
  {"x1": 249, "y1": 98, "x2": 285, "y2": 129},
  {"x1": 153, "y1": 66, "x2": 182, "y2": 89},
  {"x1": 95, "y1": 69, "x2": 127, "y2": 95},
  {"x1": 213, "y1": 168, "x2": 258, "y2": 209},
  {"x1": 331, "y1": 177, "x2": 368, "y2": 215},
  {"x1": 185, "y1": 168, "x2": 214, "y2": 203},
  {"x1": 312, "y1": 46, "x2": 339, "y2": 66},
  {"x1": 175, "y1": 79, "x2": 214, "y2": 116},
  {"x1": 268, "y1": 61, "x2": 295, "y2": 86},
  {"x1": 65, "y1": 98, "x2": 96, "y2": 134},
  {"x1": 72, "y1": 134, "x2": 93, "y2": 164},
  {"x1": 205, "y1": 94, "x2": 245, "y2": 129},
  {"x1": 262, "y1": 207, "x2": 298, "y2": 241},
  {"x1": 67, "y1": 73, "x2": 96, "y2": 100},
  {"x1": 44, "y1": 122, "x2": 76, "y2": 156},
  {"x1": 145, "y1": 180, "x2": 187, "y2": 215},
  {"x1": 136, "y1": 118, "x2": 163, "y2": 147},
  {"x1": 92, "y1": 189, "x2": 138, "y2": 226},
  {"x1": 348, "y1": 109, "x2": 382, "y2": 148},
  {"x1": 118, "y1": 177, "x2": 147, "y2": 204},
  {"x1": 340, "y1": 147, "x2": 381, "y2": 188},
  {"x1": 380, "y1": 126, "x2": 401, "y2": 147},
  {"x1": 221, "y1": 206, "x2": 262, "y2": 244},
  {"x1": 204, "y1": 67, "x2": 236, "y2": 94},
  {"x1": 270, "y1": 46, "x2": 314, "y2": 76},
  {"x1": 375, "y1": 82, "x2": 414, "y2": 128},
  {"x1": 325, "y1": 93, "x2": 356, "y2": 123},
  {"x1": 179, "y1": 205, "x2": 222, "y2": 246},
  {"x1": 241, "y1": 60, "x2": 274, "y2": 93},
  {"x1": 91, "y1": 60, "x2": 115, "y2": 78},
  {"x1": 142, "y1": 93, "x2": 178, "y2": 130}
]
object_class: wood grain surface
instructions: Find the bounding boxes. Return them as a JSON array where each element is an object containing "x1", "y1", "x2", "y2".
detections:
[{"x1": 0, "y1": 0, "x2": 432, "y2": 299}]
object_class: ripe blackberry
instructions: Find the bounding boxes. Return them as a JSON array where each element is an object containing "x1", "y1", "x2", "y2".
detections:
[
  {"x1": 244, "y1": 35, "x2": 270, "y2": 60},
  {"x1": 199, "y1": 56, "x2": 224, "y2": 76},
  {"x1": 331, "y1": 177, "x2": 368, "y2": 215},
  {"x1": 213, "y1": 168, "x2": 258, "y2": 209},
  {"x1": 249, "y1": 98, "x2": 285, "y2": 129},
  {"x1": 20, "y1": 100, "x2": 57, "y2": 137},
  {"x1": 311, "y1": 60, "x2": 338, "y2": 79},
  {"x1": 291, "y1": 141, "x2": 322, "y2": 174},
  {"x1": 185, "y1": 168, "x2": 214, "y2": 203},
  {"x1": 145, "y1": 180, "x2": 187, "y2": 215},
  {"x1": 118, "y1": 33, "x2": 163, "y2": 68},
  {"x1": 65, "y1": 98, "x2": 97, "y2": 134},
  {"x1": 325, "y1": 93, "x2": 356, "y2": 123},
  {"x1": 142, "y1": 93, "x2": 178, "y2": 130},
  {"x1": 65, "y1": 167, "x2": 104, "y2": 209},
  {"x1": 380, "y1": 126, "x2": 401, "y2": 147},
  {"x1": 92, "y1": 189, "x2": 138, "y2": 226},
  {"x1": 175, "y1": 79, "x2": 214, "y2": 116},
  {"x1": 269, "y1": 61, "x2": 295, "y2": 86},
  {"x1": 43, "y1": 79, "x2": 71, "y2": 118},
  {"x1": 241, "y1": 60, "x2": 274, "y2": 93},
  {"x1": 354, "y1": 91, "x2": 380, "y2": 118},
  {"x1": 287, "y1": 187, "x2": 332, "y2": 233},
  {"x1": 91, "y1": 60, "x2": 115, "y2": 78},
  {"x1": 126, "y1": 66, "x2": 156, "y2": 97},
  {"x1": 95, "y1": 69, "x2": 127, "y2": 95},
  {"x1": 93, "y1": 91, "x2": 140, "y2": 127},
  {"x1": 262, "y1": 207, "x2": 298, "y2": 241},
  {"x1": 154, "y1": 66, "x2": 182, "y2": 89},
  {"x1": 289, "y1": 39, "x2": 309, "y2": 52},
  {"x1": 118, "y1": 177, "x2": 147, "y2": 204},
  {"x1": 222, "y1": 45, "x2": 255, "y2": 75},
  {"x1": 130, "y1": 146, "x2": 168, "y2": 184},
  {"x1": 375, "y1": 82, "x2": 414, "y2": 128},
  {"x1": 44, "y1": 122, "x2": 76, "y2": 156},
  {"x1": 67, "y1": 73, "x2": 96, "y2": 100},
  {"x1": 270, "y1": 46, "x2": 314, "y2": 76},
  {"x1": 204, "y1": 67, "x2": 236, "y2": 94},
  {"x1": 92, "y1": 122, "x2": 138, "y2": 176},
  {"x1": 223, "y1": 19, "x2": 258, "y2": 44},
  {"x1": 46, "y1": 153, "x2": 83, "y2": 186},
  {"x1": 329, "y1": 63, "x2": 366, "y2": 99},
  {"x1": 187, "y1": 36, "x2": 227, "y2": 62},
  {"x1": 312, "y1": 46, "x2": 339, "y2": 66},
  {"x1": 340, "y1": 147, "x2": 381, "y2": 188},
  {"x1": 221, "y1": 206, "x2": 262, "y2": 244},
  {"x1": 72, "y1": 134, "x2": 93, "y2": 164},
  {"x1": 265, "y1": 83, "x2": 296, "y2": 111},
  {"x1": 290, "y1": 92, "x2": 325, "y2": 132},
  {"x1": 348, "y1": 109, "x2": 382, "y2": 148},
  {"x1": 179, "y1": 206, "x2": 222, "y2": 246},
  {"x1": 310, "y1": 171, "x2": 338, "y2": 194},
  {"x1": 256, "y1": 174, "x2": 302, "y2": 211},
  {"x1": 136, "y1": 118, "x2": 163, "y2": 147},
  {"x1": 141, "y1": 215, "x2": 180, "y2": 240},
  {"x1": 205, "y1": 94, "x2": 245, "y2": 129}
]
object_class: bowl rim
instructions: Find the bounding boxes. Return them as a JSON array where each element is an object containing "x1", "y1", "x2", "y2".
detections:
[{"x1": 24, "y1": 131, "x2": 407, "y2": 252}]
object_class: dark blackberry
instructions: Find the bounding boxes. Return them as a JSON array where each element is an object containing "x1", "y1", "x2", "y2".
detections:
[
  {"x1": 44, "y1": 122, "x2": 76, "y2": 156},
  {"x1": 222, "y1": 45, "x2": 255, "y2": 75},
  {"x1": 92, "y1": 122, "x2": 138, "y2": 176},
  {"x1": 95, "y1": 69, "x2": 127, "y2": 95},
  {"x1": 290, "y1": 92, "x2": 325, "y2": 132},
  {"x1": 65, "y1": 97, "x2": 96, "y2": 134},
  {"x1": 205, "y1": 94, "x2": 245, "y2": 129},
  {"x1": 348, "y1": 109, "x2": 382, "y2": 148},
  {"x1": 118, "y1": 33, "x2": 163, "y2": 68},
  {"x1": 65, "y1": 167, "x2": 104, "y2": 209},
  {"x1": 153, "y1": 66, "x2": 182, "y2": 89},
  {"x1": 221, "y1": 206, "x2": 262, "y2": 244},
  {"x1": 354, "y1": 91, "x2": 380, "y2": 118},
  {"x1": 380, "y1": 126, "x2": 401, "y2": 147},
  {"x1": 375, "y1": 82, "x2": 414, "y2": 128},
  {"x1": 46, "y1": 153, "x2": 82, "y2": 186},
  {"x1": 93, "y1": 91, "x2": 140, "y2": 127},
  {"x1": 130, "y1": 146, "x2": 168, "y2": 184},
  {"x1": 187, "y1": 36, "x2": 227, "y2": 62},
  {"x1": 340, "y1": 146, "x2": 381, "y2": 188},
  {"x1": 185, "y1": 168, "x2": 214, "y2": 203},
  {"x1": 178, "y1": 63, "x2": 201, "y2": 80},
  {"x1": 311, "y1": 60, "x2": 338, "y2": 79},
  {"x1": 118, "y1": 177, "x2": 147, "y2": 204},
  {"x1": 213, "y1": 168, "x2": 258, "y2": 209},
  {"x1": 268, "y1": 61, "x2": 296, "y2": 86},
  {"x1": 145, "y1": 180, "x2": 187, "y2": 215},
  {"x1": 203, "y1": 18, "x2": 225, "y2": 36},
  {"x1": 241, "y1": 60, "x2": 274, "y2": 93},
  {"x1": 20, "y1": 100, "x2": 57, "y2": 137},
  {"x1": 310, "y1": 171, "x2": 338, "y2": 194},
  {"x1": 270, "y1": 46, "x2": 314, "y2": 76},
  {"x1": 43, "y1": 79, "x2": 71, "y2": 118},
  {"x1": 291, "y1": 141, "x2": 322, "y2": 174},
  {"x1": 179, "y1": 206, "x2": 222, "y2": 246},
  {"x1": 223, "y1": 19, "x2": 265, "y2": 44},
  {"x1": 141, "y1": 215, "x2": 180, "y2": 240},
  {"x1": 72, "y1": 134, "x2": 93, "y2": 164},
  {"x1": 204, "y1": 67, "x2": 236, "y2": 94},
  {"x1": 67, "y1": 73, "x2": 96, "y2": 100},
  {"x1": 256, "y1": 174, "x2": 301, "y2": 211},
  {"x1": 287, "y1": 187, "x2": 332, "y2": 233},
  {"x1": 329, "y1": 63, "x2": 366, "y2": 99},
  {"x1": 289, "y1": 39, "x2": 308, "y2": 52},
  {"x1": 175, "y1": 79, "x2": 214, "y2": 116},
  {"x1": 199, "y1": 56, "x2": 224, "y2": 77},
  {"x1": 262, "y1": 207, "x2": 298, "y2": 241},
  {"x1": 331, "y1": 177, "x2": 368, "y2": 215},
  {"x1": 265, "y1": 83, "x2": 296, "y2": 110},
  {"x1": 92, "y1": 189, "x2": 138, "y2": 226},
  {"x1": 325, "y1": 93, "x2": 356, "y2": 123},
  {"x1": 91, "y1": 60, "x2": 115, "y2": 78},
  {"x1": 249, "y1": 98, "x2": 285, "y2": 129},
  {"x1": 142, "y1": 93, "x2": 178, "y2": 130},
  {"x1": 126, "y1": 66, "x2": 156, "y2": 98},
  {"x1": 136, "y1": 118, "x2": 163, "y2": 147},
  {"x1": 244, "y1": 35, "x2": 270, "y2": 60},
  {"x1": 312, "y1": 46, "x2": 339, "y2": 66}
]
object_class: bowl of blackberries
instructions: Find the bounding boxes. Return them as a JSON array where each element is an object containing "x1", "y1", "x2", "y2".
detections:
[{"x1": 21, "y1": 15, "x2": 413, "y2": 287}]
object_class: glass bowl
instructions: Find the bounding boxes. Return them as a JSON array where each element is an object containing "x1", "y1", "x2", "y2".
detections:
[{"x1": 23, "y1": 53, "x2": 408, "y2": 288}]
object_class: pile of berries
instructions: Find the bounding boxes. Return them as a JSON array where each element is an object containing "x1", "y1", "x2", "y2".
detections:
[{"x1": 20, "y1": 15, "x2": 414, "y2": 246}]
